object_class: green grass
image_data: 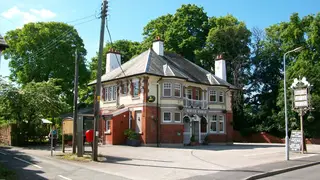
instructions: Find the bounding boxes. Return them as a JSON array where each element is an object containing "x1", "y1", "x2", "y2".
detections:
[
  {"x1": 0, "y1": 164, "x2": 17, "y2": 180},
  {"x1": 56, "y1": 153, "x2": 92, "y2": 162}
]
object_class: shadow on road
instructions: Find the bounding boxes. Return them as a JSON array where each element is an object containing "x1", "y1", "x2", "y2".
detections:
[{"x1": 0, "y1": 146, "x2": 47, "y2": 180}]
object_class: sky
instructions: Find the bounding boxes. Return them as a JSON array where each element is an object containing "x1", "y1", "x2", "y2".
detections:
[{"x1": 0, "y1": 0, "x2": 319, "y2": 78}]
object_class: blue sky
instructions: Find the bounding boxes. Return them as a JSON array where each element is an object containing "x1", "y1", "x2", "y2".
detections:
[{"x1": 0, "y1": 0, "x2": 319, "y2": 78}]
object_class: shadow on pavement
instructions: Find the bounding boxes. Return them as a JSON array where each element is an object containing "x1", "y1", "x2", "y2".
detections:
[
  {"x1": 0, "y1": 146, "x2": 47, "y2": 180},
  {"x1": 99, "y1": 155, "x2": 173, "y2": 163}
]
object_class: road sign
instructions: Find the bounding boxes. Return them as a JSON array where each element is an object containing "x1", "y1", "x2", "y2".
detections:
[{"x1": 290, "y1": 130, "x2": 302, "y2": 152}]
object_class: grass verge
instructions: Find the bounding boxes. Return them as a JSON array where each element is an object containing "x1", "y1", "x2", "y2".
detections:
[
  {"x1": 56, "y1": 153, "x2": 92, "y2": 162},
  {"x1": 0, "y1": 164, "x2": 17, "y2": 180}
]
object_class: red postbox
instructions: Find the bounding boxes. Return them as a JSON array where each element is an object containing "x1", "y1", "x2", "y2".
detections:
[{"x1": 85, "y1": 129, "x2": 94, "y2": 143}]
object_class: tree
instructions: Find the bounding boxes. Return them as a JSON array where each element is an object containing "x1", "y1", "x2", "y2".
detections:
[
  {"x1": 195, "y1": 15, "x2": 251, "y2": 132},
  {"x1": 141, "y1": 4, "x2": 209, "y2": 61},
  {"x1": 3, "y1": 22, "x2": 90, "y2": 105}
]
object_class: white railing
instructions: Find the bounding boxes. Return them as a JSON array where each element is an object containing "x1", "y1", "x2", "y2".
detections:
[{"x1": 183, "y1": 98, "x2": 208, "y2": 109}]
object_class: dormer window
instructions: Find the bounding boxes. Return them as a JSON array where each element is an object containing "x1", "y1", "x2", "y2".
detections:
[{"x1": 163, "y1": 83, "x2": 172, "y2": 97}]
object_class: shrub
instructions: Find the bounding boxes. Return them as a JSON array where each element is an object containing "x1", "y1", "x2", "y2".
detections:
[{"x1": 124, "y1": 129, "x2": 139, "y2": 140}]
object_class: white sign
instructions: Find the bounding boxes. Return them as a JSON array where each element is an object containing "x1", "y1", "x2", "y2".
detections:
[
  {"x1": 294, "y1": 89, "x2": 307, "y2": 96},
  {"x1": 294, "y1": 95, "x2": 308, "y2": 101},
  {"x1": 295, "y1": 101, "x2": 308, "y2": 108}
]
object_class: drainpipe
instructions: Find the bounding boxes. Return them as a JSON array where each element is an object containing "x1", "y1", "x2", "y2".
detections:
[{"x1": 156, "y1": 77, "x2": 162, "y2": 147}]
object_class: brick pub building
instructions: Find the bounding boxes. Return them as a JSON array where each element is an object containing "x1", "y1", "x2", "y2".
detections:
[{"x1": 89, "y1": 38, "x2": 237, "y2": 146}]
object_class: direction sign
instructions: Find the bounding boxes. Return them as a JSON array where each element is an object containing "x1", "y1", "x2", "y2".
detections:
[{"x1": 290, "y1": 130, "x2": 302, "y2": 152}]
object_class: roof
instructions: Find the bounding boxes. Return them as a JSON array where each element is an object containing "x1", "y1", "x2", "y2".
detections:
[{"x1": 89, "y1": 48, "x2": 237, "y2": 89}]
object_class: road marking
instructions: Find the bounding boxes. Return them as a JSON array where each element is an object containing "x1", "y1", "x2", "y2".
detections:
[
  {"x1": 0, "y1": 151, "x2": 7, "y2": 155},
  {"x1": 14, "y1": 157, "x2": 42, "y2": 169},
  {"x1": 58, "y1": 175, "x2": 72, "y2": 180}
]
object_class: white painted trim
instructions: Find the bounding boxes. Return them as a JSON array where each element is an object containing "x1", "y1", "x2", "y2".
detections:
[
  {"x1": 131, "y1": 107, "x2": 143, "y2": 111},
  {"x1": 174, "y1": 112, "x2": 182, "y2": 123},
  {"x1": 162, "y1": 111, "x2": 172, "y2": 123},
  {"x1": 173, "y1": 83, "x2": 182, "y2": 98},
  {"x1": 162, "y1": 82, "x2": 172, "y2": 97}
]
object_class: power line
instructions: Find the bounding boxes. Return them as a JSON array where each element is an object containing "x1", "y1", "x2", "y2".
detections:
[{"x1": 106, "y1": 23, "x2": 126, "y2": 77}]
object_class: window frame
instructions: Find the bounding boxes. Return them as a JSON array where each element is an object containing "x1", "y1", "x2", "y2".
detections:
[
  {"x1": 174, "y1": 112, "x2": 181, "y2": 123},
  {"x1": 209, "y1": 115, "x2": 217, "y2": 133},
  {"x1": 209, "y1": 90, "x2": 217, "y2": 102},
  {"x1": 174, "y1": 83, "x2": 181, "y2": 97},
  {"x1": 218, "y1": 115, "x2": 225, "y2": 133},
  {"x1": 219, "y1": 91, "x2": 224, "y2": 103},
  {"x1": 104, "y1": 85, "x2": 117, "y2": 102},
  {"x1": 132, "y1": 81, "x2": 139, "y2": 98},
  {"x1": 105, "y1": 120, "x2": 111, "y2": 133},
  {"x1": 163, "y1": 112, "x2": 172, "y2": 122},
  {"x1": 121, "y1": 83, "x2": 127, "y2": 95},
  {"x1": 163, "y1": 82, "x2": 172, "y2": 97}
]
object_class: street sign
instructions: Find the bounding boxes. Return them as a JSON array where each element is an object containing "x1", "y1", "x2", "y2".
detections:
[
  {"x1": 293, "y1": 88, "x2": 308, "y2": 108},
  {"x1": 290, "y1": 130, "x2": 302, "y2": 152}
]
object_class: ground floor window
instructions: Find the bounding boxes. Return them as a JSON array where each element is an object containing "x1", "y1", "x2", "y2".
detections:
[
  {"x1": 106, "y1": 120, "x2": 111, "y2": 133},
  {"x1": 162, "y1": 111, "x2": 182, "y2": 123},
  {"x1": 209, "y1": 114, "x2": 225, "y2": 134}
]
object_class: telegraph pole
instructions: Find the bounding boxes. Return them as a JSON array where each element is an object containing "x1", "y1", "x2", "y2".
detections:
[
  {"x1": 93, "y1": 0, "x2": 107, "y2": 161},
  {"x1": 72, "y1": 50, "x2": 79, "y2": 154}
]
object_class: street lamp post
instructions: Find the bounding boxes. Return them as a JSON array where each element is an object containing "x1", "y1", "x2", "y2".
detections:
[{"x1": 283, "y1": 46, "x2": 303, "y2": 161}]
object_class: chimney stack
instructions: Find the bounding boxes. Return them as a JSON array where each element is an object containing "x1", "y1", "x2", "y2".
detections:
[
  {"x1": 106, "y1": 48, "x2": 121, "y2": 74},
  {"x1": 215, "y1": 54, "x2": 227, "y2": 81},
  {"x1": 152, "y1": 36, "x2": 164, "y2": 56}
]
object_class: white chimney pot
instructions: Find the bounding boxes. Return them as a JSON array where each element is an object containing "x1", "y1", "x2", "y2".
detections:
[{"x1": 106, "y1": 49, "x2": 121, "y2": 74}]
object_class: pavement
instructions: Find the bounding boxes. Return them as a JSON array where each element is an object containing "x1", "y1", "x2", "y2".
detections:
[
  {"x1": 0, "y1": 146, "x2": 129, "y2": 180},
  {"x1": 1, "y1": 143, "x2": 320, "y2": 180},
  {"x1": 261, "y1": 164, "x2": 320, "y2": 180}
]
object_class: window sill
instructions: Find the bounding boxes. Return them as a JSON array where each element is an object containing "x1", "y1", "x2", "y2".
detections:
[
  {"x1": 208, "y1": 132, "x2": 226, "y2": 135},
  {"x1": 103, "y1": 101, "x2": 116, "y2": 104},
  {"x1": 104, "y1": 131, "x2": 111, "y2": 135},
  {"x1": 161, "y1": 122, "x2": 183, "y2": 125},
  {"x1": 131, "y1": 97, "x2": 140, "y2": 100}
]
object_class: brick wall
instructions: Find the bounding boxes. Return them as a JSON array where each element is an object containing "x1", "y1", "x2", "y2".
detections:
[
  {"x1": 0, "y1": 125, "x2": 11, "y2": 145},
  {"x1": 103, "y1": 111, "x2": 129, "y2": 145},
  {"x1": 161, "y1": 124, "x2": 184, "y2": 144}
]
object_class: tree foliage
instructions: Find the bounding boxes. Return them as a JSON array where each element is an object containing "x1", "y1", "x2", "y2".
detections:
[{"x1": 3, "y1": 22, "x2": 90, "y2": 105}]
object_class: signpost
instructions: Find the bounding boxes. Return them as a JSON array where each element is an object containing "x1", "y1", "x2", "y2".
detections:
[
  {"x1": 289, "y1": 130, "x2": 302, "y2": 152},
  {"x1": 290, "y1": 77, "x2": 312, "y2": 154}
]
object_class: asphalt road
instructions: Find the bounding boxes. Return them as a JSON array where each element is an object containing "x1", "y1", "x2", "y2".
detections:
[
  {"x1": 0, "y1": 147, "x2": 129, "y2": 180},
  {"x1": 262, "y1": 164, "x2": 320, "y2": 180}
]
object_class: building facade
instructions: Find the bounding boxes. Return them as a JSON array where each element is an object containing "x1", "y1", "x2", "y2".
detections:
[{"x1": 89, "y1": 38, "x2": 237, "y2": 146}]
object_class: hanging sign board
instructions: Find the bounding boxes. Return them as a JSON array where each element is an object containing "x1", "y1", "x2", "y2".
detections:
[
  {"x1": 147, "y1": 95, "x2": 156, "y2": 103},
  {"x1": 293, "y1": 88, "x2": 308, "y2": 108}
]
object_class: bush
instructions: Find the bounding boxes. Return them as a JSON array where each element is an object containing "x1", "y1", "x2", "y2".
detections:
[{"x1": 124, "y1": 129, "x2": 139, "y2": 140}]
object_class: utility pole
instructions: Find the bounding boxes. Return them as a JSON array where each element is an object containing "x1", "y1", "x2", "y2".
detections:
[
  {"x1": 72, "y1": 50, "x2": 79, "y2": 154},
  {"x1": 93, "y1": 0, "x2": 107, "y2": 161}
]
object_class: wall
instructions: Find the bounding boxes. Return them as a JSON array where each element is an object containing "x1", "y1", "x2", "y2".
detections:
[
  {"x1": 0, "y1": 125, "x2": 11, "y2": 145},
  {"x1": 160, "y1": 124, "x2": 184, "y2": 143},
  {"x1": 103, "y1": 111, "x2": 129, "y2": 145}
]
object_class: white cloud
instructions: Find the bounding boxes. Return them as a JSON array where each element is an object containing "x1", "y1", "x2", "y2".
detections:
[
  {"x1": 30, "y1": 9, "x2": 56, "y2": 19},
  {"x1": 1, "y1": 6, "x2": 56, "y2": 25}
]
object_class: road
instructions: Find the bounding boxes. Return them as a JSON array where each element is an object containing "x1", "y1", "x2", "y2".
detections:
[
  {"x1": 0, "y1": 147, "x2": 129, "y2": 180},
  {"x1": 262, "y1": 164, "x2": 320, "y2": 180}
]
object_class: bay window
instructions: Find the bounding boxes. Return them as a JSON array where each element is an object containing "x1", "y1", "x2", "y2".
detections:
[
  {"x1": 219, "y1": 91, "x2": 224, "y2": 103},
  {"x1": 209, "y1": 90, "x2": 217, "y2": 102},
  {"x1": 174, "y1": 83, "x2": 181, "y2": 97},
  {"x1": 163, "y1": 83, "x2": 172, "y2": 97}
]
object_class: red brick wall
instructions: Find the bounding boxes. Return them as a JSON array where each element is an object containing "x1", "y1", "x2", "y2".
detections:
[
  {"x1": 144, "y1": 106, "x2": 159, "y2": 144},
  {"x1": 207, "y1": 134, "x2": 228, "y2": 142},
  {"x1": 112, "y1": 111, "x2": 129, "y2": 144},
  {"x1": 161, "y1": 124, "x2": 184, "y2": 143},
  {"x1": 0, "y1": 125, "x2": 11, "y2": 145},
  {"x1": 226, "y1": 112, "x2": 233, "y2": 143}
]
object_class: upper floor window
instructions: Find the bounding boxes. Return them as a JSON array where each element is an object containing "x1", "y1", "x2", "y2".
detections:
[
  {"x1": 163, "y1": 83, "x2": 172, "y2": 97},
  {"x1": 195, "y1": 89, "x2": 200, "y2": 100},
  {"x1": 186, "y1": 89, "x2": 192, "y2": 99},
  {"x1": 132, "y1": 81, "x2": 139, "y2": 97},
  {"x1": 219, "y1": 92, "x2": 224, "y2": 103},
  {"x1": 174, "y1": 83, "x2": 181, "y2": 97},
  {"x1": 209, "y1": 90, "x2": 217, "y2": 102},
  {"x1": 104, "y1": 85, "x2": 117, "y2": 102},
  {"x1": 121, "y1": 83, "x2": 127, "y2": 95}
]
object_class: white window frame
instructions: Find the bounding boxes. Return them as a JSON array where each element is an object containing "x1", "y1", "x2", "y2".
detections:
[
  {"x1": 218, "y1": 115, "x2": 225, "y2": 133},
  {"x1": 163, "y1": 82, "x2": 172, "y2": 97},
  {"x1": 209, "y1": 115, "x2": 217, "y2": 133},
  {"x1": 104, "y1": 85, "x2": 117, "y2": 102},
  {"x1": 132, "y1": 80, "x2": 139, "y2": 98},
  {"x1": 219, "y1": 91, "x2": 224, "y2": 103},
  {"x1": 209, "y1": 90, "x2": 217, "y2": 102},
  {"x1": 174, "y1": 112, "x2": 181, "y2": 123},
  {"x1": 174, "y1": 83, "x2": 181, "y2": 97},
  {"x1": 186, "y1": 89, "x2": 192, "y2": 99},
  {"x1": 163, "y1": 112, "x2": 171, "y2": 122},
  {"x1": 105, "y1": 120, "x2": 111, "y2": 133},
  {"x1": 121, "y1": 83, "x2": 127, "y2": 95}
]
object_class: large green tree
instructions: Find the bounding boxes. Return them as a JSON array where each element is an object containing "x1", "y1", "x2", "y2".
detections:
[
  {"x1": 141, "y1": 4, "x2": 209, "y2": 61},
  {"x1": 3, "y1": 22, "x2": 90, "y2": 105}
]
